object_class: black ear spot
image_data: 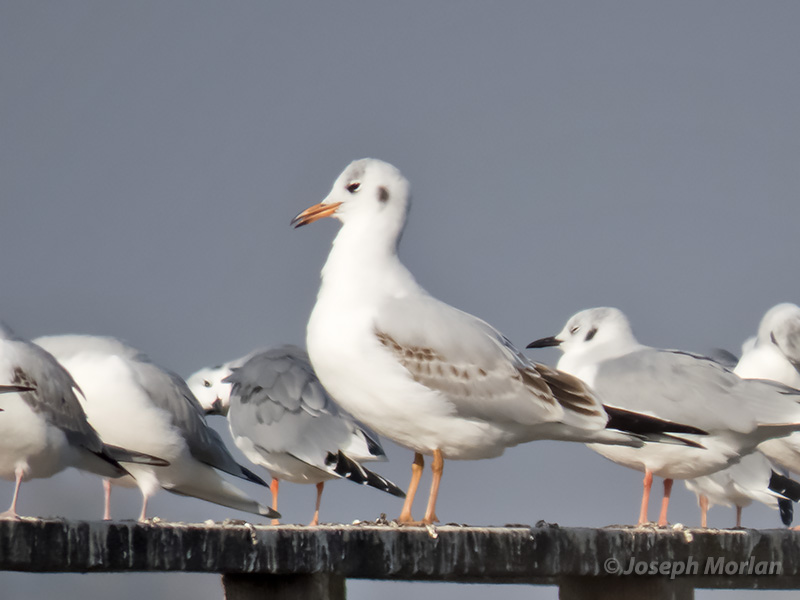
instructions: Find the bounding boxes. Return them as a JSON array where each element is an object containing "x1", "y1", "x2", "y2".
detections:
[
  {"x1": 771, "y1": 332, "x2": 778, "y2": 345},
  {"x1": 585, "y1": 327, "x2": 598, "y2": 342},
  {"x1": 378, "y1": 186, "x2": 390, "y2": 203}
]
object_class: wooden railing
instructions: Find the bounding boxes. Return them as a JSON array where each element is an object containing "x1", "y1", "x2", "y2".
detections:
[{"x1": 2, "y1": 519, "x2": 799, "y2": 599}]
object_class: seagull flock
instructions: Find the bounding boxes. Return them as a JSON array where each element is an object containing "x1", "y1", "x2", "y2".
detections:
[{"x1": 2, "y1": 158, "x2": 800, "y2": 530}]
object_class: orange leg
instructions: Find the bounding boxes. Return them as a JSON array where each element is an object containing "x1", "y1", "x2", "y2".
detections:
[
  {"x1": 309, "y1": 482, "x2": 324, "y2": 526},
  {"x1": 422, "y1": 449, "x2": 444, "y2": 525},
  {"x1": 699, "y1": 494, "x2": 709, "y2": 528},
  {"x1": 270, "y1": 478, "x2": 280, "y2": 526},
  {"x1": 398, "y1": 453, "x2": 425, "y2": 523},
  {"x1": 637, "y1": 469, "x2": 653, "y2": 525},
  {"x1": 735, "y1": 506, "x2": 743, "y2": 528},
  {"x1": 657, "y1": 478, "x2": 673, "y2": 526},
  {"x1": 103, "y1": 479, "x2": 112, "y2": 521}
]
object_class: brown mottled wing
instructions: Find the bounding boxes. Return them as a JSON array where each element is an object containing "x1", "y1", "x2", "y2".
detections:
[{"x1": 373, "y1": 294, "x2": 607, "y2": 429}]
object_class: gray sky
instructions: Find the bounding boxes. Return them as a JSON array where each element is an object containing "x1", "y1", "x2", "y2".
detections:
[{"x1": 2, "y1": 2, "x2": 799, "y2": 599}]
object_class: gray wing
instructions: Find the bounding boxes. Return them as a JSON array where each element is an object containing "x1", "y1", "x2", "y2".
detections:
[
  {"x1": 373, "y1": 295, "x2": 607, "y2": 429},
  {"x1": 226, "y1": 345, "x2": 380, "y2": 467},
  {"x1": 1, "y1": 326, "x2": 106, "y2": 455},
  {"x1": 124, "y1": 348, "x2": 263, "y2": 483},
  {"x1": 594, "y1": 348, "x2": 800, "y2": 433}
]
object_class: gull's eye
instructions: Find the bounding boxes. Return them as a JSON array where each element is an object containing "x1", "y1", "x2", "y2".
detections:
[
  {"x1": 569, "y1": 326, "x2": 580, "y2": 335},
  {"x1": 203, "y1": 380, "x2": 212, "y2": 388},
  {"x1": 346, "y1": 182, "x2": 361, "y2": 193}
]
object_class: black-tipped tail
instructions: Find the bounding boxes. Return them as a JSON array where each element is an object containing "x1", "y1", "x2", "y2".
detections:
[{"x1": 325, "y1": 450, "x2": 406, "y2": 498}]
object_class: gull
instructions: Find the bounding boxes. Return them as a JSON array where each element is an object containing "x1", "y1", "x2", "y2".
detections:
[
  {"x1": 292, "y1": 158, "x2": 704, "y2": 525},
  {"x1": 187, "y1": 349, "x2": 263, "y2": 416},
  {"x1": 683, "y1": 451, "x2": 799, "y2": 528},
  {"x1": 527, "y1": 306, "x2": 800, "y2": 526},
  {"x1": 732, "y1": 303, "x2": 800, "y2": 502},
  {"x1": 0, "y1": 323, "x2": 165, "y2": 518},
  {"x1": 734, "y1": 303, "x2": 800, "y2": 389},
  {"x1": 34, "y1": 334, "x2": 279, "y2": 521},
  {"x1": 193, "y1": 345, "x2": 405, "y2": 525}
]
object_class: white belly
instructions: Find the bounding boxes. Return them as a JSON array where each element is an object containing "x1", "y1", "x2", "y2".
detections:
[
  {"x1": 0, "y1": 396, "x2": 70, "y2": 481},
  {"x1": 587, "y1": 436, "x2": 741, "y2": 480}
]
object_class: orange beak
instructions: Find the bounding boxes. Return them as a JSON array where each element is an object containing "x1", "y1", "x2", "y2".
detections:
[{"x1": 291, "y1": 201, "x2": 343, "y2": 228}]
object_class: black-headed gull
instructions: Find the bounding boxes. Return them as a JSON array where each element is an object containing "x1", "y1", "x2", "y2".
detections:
[
  {"x1": 292, "y1": 158, "x2": 703, "y2": 525},
  {"x1": 0, "y1": 324, "x2": 165, "y2": 518},
  {"x1": 34, "y1": 334, "x2": 279, "y2": 521},
  {"x1": 527, "y1": 306, "x2": 800, "y2": 526},
  {"x1": 193, "y1": 345, "x2": 404, "y2": 525}
]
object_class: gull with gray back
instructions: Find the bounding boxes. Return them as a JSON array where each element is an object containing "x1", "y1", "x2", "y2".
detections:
[
  {"x1": 33, "y1": 334, "x2": 279, "y2": 521},
  {"x1": 0, "y1": 324, "x2": 164, "y2": 518},
  {"x1": 293, "y1": 159, "x2": 705, "y2": 525},
  {"x1": 204, "y1": 345, "x2": 404, "y2": 525},
  {"x1": 527, "y1": 307, "x2": 800, "y2": 526}
]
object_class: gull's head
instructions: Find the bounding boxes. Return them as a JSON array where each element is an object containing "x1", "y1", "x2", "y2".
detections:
[
  {"x1": 186, "y1": 364, "x2": 233, "y2": 416},
  {"x1": 291, "y1": 159, "x2": 411, "y2": 236},
  {"x1": 755, "y1": 302, "x2": 800, "y2": 361},
  {"x1": 528, "y1": 307, "x2": 639, "y2": 369}
]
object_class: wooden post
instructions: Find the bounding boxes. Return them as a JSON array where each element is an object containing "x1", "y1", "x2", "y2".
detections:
[
  {"x1": 222, "y1": 574, "x2": 346, "y2": 600},
  {"x1": 559, "y1": 577, "x2": 694, "y2": 600}
]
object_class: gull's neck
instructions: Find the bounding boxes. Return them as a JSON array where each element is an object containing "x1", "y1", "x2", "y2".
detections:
[
  {"x1": 557, "y1": 335, "x2": 643, "y2": 384},
  {"x1": 318, "y1": 216, "x2": 422, "y2": 308}
]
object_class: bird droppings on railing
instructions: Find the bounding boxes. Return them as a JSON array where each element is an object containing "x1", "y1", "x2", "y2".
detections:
[{"x1": 2, "y1": 518, "x2": 800, "y2": 593}]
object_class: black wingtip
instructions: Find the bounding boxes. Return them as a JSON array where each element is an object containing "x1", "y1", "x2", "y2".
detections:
[
  {"x1": 104, "y1": 444, "x2": 170, "y2": 467},
  {"x1": 239, "y1": 465, "x2": 269, "y2": 487},
  {"x1": 325, "y1": 451, "x2": 406, "y2": 498},
  {"x1": 604, "y1": 405, "x2": 708, "y2": 437},
  {"x1": 769, "y1": 470, "x2": 800, "y2": 502},
  {"x1": 779, "y1": 498, "x2": 794, "y2": 526}
]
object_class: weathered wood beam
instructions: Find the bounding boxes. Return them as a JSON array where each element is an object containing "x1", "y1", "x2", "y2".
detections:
[{"x1": 1, "y1": 519, "x2": 798, "y2": 590}]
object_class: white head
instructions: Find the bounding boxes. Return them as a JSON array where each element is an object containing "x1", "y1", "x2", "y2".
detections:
[
  {"x1": 186, "y1": 363, "x2": 234, "y2": 415},
  {"x1": 527, "y1": 307, "x2": 641, "y2": 371},
  {"x1": 292, "y1": 159, "x2": 411, "y2": 248},
  {"x1": 755, "y1": 303, "x2": 800, "y2": 364}
]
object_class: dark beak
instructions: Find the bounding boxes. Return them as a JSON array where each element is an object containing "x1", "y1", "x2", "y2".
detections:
[
  {"x1": 205, "y1": 398, "x2": 225, "y2": 416},
  {"x1": 526, "y1": 336, "x2": 562, "y2": 349}
]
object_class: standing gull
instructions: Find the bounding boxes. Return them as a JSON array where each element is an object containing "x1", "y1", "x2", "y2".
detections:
[
  {"x1": 683, "y1": 452, "x2": 798, "y2": 527},
  {"x1": 193, "y1": 345, "x2": 404, "y2": 525},
  {"x1": 0, "y1": 324, "x2": 164, "y2": 518},
  {"x1": 34, "y1": 334, "x2": 279, "y2": 521},
  {"x1": 732, "y1": 303, "x2": 800, "y2": 500},
  {"x1": 527, "y1": 307, "x2": 800, "y2": 526},
  {"x1": 292, "y1": 158, "x2": 703, "y2": 525}
]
